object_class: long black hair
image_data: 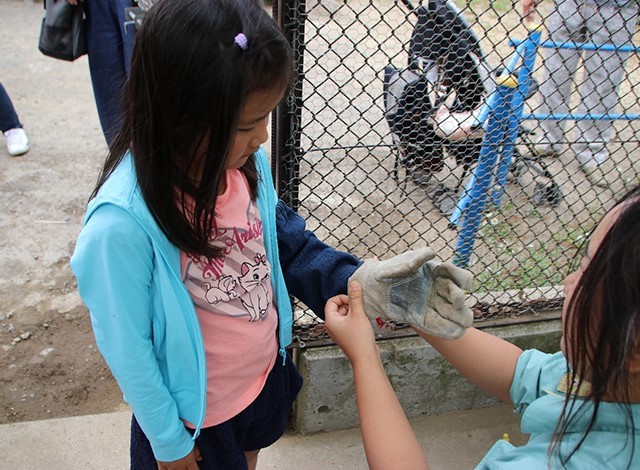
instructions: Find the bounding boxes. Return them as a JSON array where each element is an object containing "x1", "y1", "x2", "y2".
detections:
[
  {"x1": 91, "y1": 0, "x2": 293, "y2": 259},
  {"x1": 552, "y1": 184, "x2": 640, "y2": 467}
]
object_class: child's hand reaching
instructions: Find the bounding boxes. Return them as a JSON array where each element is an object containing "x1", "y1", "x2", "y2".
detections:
[
  {"x1": 324, "y1": 281, "x2": 380, "y2": 366},
  {"x1": 325, "y1": 281, "x2": 431, "y2": 470}
]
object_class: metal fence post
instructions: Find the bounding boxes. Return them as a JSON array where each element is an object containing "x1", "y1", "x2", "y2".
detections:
[
  {"x1": 272, "y1": 0, "x2": 306, "y2": 210},
  {"x1": 491, "y1": 25, "x2": 542, "y2": 207},
  {"x1": 453, "y1": 75, "x2": 518, "y2": 268}
]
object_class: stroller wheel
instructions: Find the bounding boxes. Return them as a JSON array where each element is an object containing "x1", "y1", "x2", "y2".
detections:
[
  {"x1": 532, "y1": 181, "x2": 563, "y2": 207},
  {"x1": 428, "y1": 183, "x2": 458, "y2": 216},
  {"x1": 509, "y1": 160, "x2": 525, "y2": 182}
]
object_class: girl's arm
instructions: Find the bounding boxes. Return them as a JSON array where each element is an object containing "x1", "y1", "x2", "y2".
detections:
[
  {"x1": 413, "y1": 328, "x2": 522, "y2": 404},
  {"x1": 276, "y1": 200, "x2": 362, "y2": 317},
  {"x1": 71, "y1": 205, "x2": 195, "y2": 462},
  {"x1": 325, "y1": 283, "x2": 429, "y2": 470}
]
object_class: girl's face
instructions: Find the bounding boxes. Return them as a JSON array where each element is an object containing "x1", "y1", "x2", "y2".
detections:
[
  {"x1": 226, "y1": 88, "x2": 285, "y2": 170},
  {"x1": 561, "y1": 207, "x2": 620, "y2": 361}
]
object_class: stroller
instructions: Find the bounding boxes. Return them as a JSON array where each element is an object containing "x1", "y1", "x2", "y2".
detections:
[{"x1": 383, "y1": 0, "x2": 561, "y2": 215}]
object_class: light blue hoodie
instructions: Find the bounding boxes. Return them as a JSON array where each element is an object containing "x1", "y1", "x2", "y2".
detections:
[{"x1": 70, "y1": 148, "x2": 292, "y2": 462}]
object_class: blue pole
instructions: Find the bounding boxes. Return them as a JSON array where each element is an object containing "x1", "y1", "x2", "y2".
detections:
[
  {"x1": 523, "y1": 112, "x2": 640, "y2": 121},
  {"x1": 449, "y1": 166, "x2": 475, "y2": 227},
  {"x1": 470, "y1": 86, "x2": 500, "y2": 131},
  {"x1": 453, "y1": 75, "x2": 518, "y2": 268},
  {"x1": 492, "y1": 25, "x2": 542, "y2": 207},
  {"x1": 469, "y1": 42, "x2": 526, "y2": 133},
  {"x1": 504, "y1": 41, "x2": 528, "y2": 74},
  {"x1": 510, "y1": 38, "x2": 640, "y2": 53},
  {"x1": 452, "y1": 88, "x2": 501, "y2": 227}
]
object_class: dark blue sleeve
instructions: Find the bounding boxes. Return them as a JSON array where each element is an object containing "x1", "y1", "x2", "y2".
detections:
[{"x1": 276, "y1": 200, "x2": 363, "y2": 319}]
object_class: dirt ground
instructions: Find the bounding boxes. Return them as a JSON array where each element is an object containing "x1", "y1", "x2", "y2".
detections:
[
  {"x1": 1, "y1": 0, "x2": 636, "y2": 426},
  {"x1": 0, "y1": 1, "x2": 124, "y2": 424}
]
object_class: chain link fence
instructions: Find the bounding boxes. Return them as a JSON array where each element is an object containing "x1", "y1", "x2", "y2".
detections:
[{"x1": 272, "y1": 0, "x2": 640, "y2": 346}]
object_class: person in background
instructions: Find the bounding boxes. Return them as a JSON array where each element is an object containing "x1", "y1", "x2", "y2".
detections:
[
  {"x1": 523, "y1": 0, "x2": 639, "y2": 187},
  {"x1": 325, "y1": 183, "x2": 640, "y2": 468},
  {"x1": 68, "y1": 0, "x2": 135, "y2": 146},
  {"x1": 0, "y1": 82, "x2": 30, "y2": 157}
]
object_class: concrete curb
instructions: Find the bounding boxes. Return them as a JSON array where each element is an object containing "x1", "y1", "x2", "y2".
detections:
[{"x1": 293, "y1": 314, "x2": 561, "y2": 433}]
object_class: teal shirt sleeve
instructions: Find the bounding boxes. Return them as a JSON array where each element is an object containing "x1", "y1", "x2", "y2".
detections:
[
  {"x1": 509, "y1": 350, "x2": 567, "y2": 414},
  {"x1": 475, "y1": 350, "x2": 567, "y2": 469},
  {"x1": 71, "y1": 204, "x2": 195, "y2": 462}
]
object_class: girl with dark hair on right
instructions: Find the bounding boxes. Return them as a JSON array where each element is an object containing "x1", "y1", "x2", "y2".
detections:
[{"x1": 325, "y1": 184, "x2": 640, "y2": 469}]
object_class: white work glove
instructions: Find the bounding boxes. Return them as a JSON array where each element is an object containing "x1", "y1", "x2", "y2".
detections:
[{"x1": 349, "y1": 248, "x2": 474, "y2": 339}]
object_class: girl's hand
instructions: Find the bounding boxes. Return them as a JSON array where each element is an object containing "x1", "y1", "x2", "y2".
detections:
[
  {"x1": 157, "y1": 445, "x2": 202, "y2": 470},
  {"x1": 324, "y1": 281, "x2": 379, "y2": 366}
]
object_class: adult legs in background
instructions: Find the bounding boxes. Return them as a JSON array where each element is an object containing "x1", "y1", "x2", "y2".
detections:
[
  {"x1": 535, "y1": 0, "x2": 585, "y2": 155},
  {"x1": 0, "y1": 82, "x2": 21, "y2": 132},
  {"x1": 244, "y1": 450, "x2": 259, "y2": 470},
  {"x1": 83, "y1": 0, "x2": 135, "y2": 146},
  {"x1": 573, "y1": 3, "x2": 639, "y2": 169},
  {"x1": 0, "y1": 82, "x2": 29, "y2": 156}
]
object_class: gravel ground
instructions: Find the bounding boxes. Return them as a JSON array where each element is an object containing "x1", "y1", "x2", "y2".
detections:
[{"x1": 0, "y1": 0, "x2": 124, "y2": 423}]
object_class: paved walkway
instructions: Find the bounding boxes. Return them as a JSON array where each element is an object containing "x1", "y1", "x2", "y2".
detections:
[{"x1": 0, "y1": 404, "x2": 525, "y2": 469}]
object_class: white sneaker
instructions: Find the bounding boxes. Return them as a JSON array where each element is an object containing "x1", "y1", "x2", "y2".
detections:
[{"x1": 4, "y1": 128, "x2": 30, "y2": 156}]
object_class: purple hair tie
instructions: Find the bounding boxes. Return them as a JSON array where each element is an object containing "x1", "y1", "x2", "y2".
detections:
[{"x1": 234, "y1": 33, "x2": 248, "y2": 50}]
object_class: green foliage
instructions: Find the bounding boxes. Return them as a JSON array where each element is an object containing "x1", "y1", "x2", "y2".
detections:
[
  {"x1": 464, "y1": 0, "x2": 512, "y2": 14},
  {"x1": 474, "y1": 207, "x2": 588, "y2": 293}
]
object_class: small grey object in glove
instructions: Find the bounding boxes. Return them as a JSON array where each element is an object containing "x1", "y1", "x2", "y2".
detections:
[{"x1": 348, "y1": 248, "x2": 474, "y2": 339}]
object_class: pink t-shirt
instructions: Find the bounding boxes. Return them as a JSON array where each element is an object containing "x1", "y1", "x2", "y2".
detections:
[{"x1": 181, "y1": 169, "x2": 278, "y2": 428}]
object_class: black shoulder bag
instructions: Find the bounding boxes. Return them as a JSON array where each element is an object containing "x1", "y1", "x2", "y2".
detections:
[{"x1": 38, "y1": 0, "x2": 87, "y2": 62}]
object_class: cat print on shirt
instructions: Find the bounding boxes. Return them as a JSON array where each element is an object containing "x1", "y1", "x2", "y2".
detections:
[
  {"x1": 238, "y1": 254, "x2": 270, "y2": 322},
  {"x1": 203, "y1": 275, "x2": 238, "y2": 305},
  {"x1": 182, "y1": 197, "x2": 273, "y2": 322}
]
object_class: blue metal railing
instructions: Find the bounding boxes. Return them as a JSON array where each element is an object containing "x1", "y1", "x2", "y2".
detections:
[
  {"x1": 451, "y1": 26, "x2": 637, "y2": 267},
  {"x1": 452, "y1": 75, "x2": 518, "y2": 267}
]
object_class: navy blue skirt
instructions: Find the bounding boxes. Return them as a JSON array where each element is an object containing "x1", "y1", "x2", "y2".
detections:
[{"x1": 130, "y1": 351, "x2": 302, "y2": 469}]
